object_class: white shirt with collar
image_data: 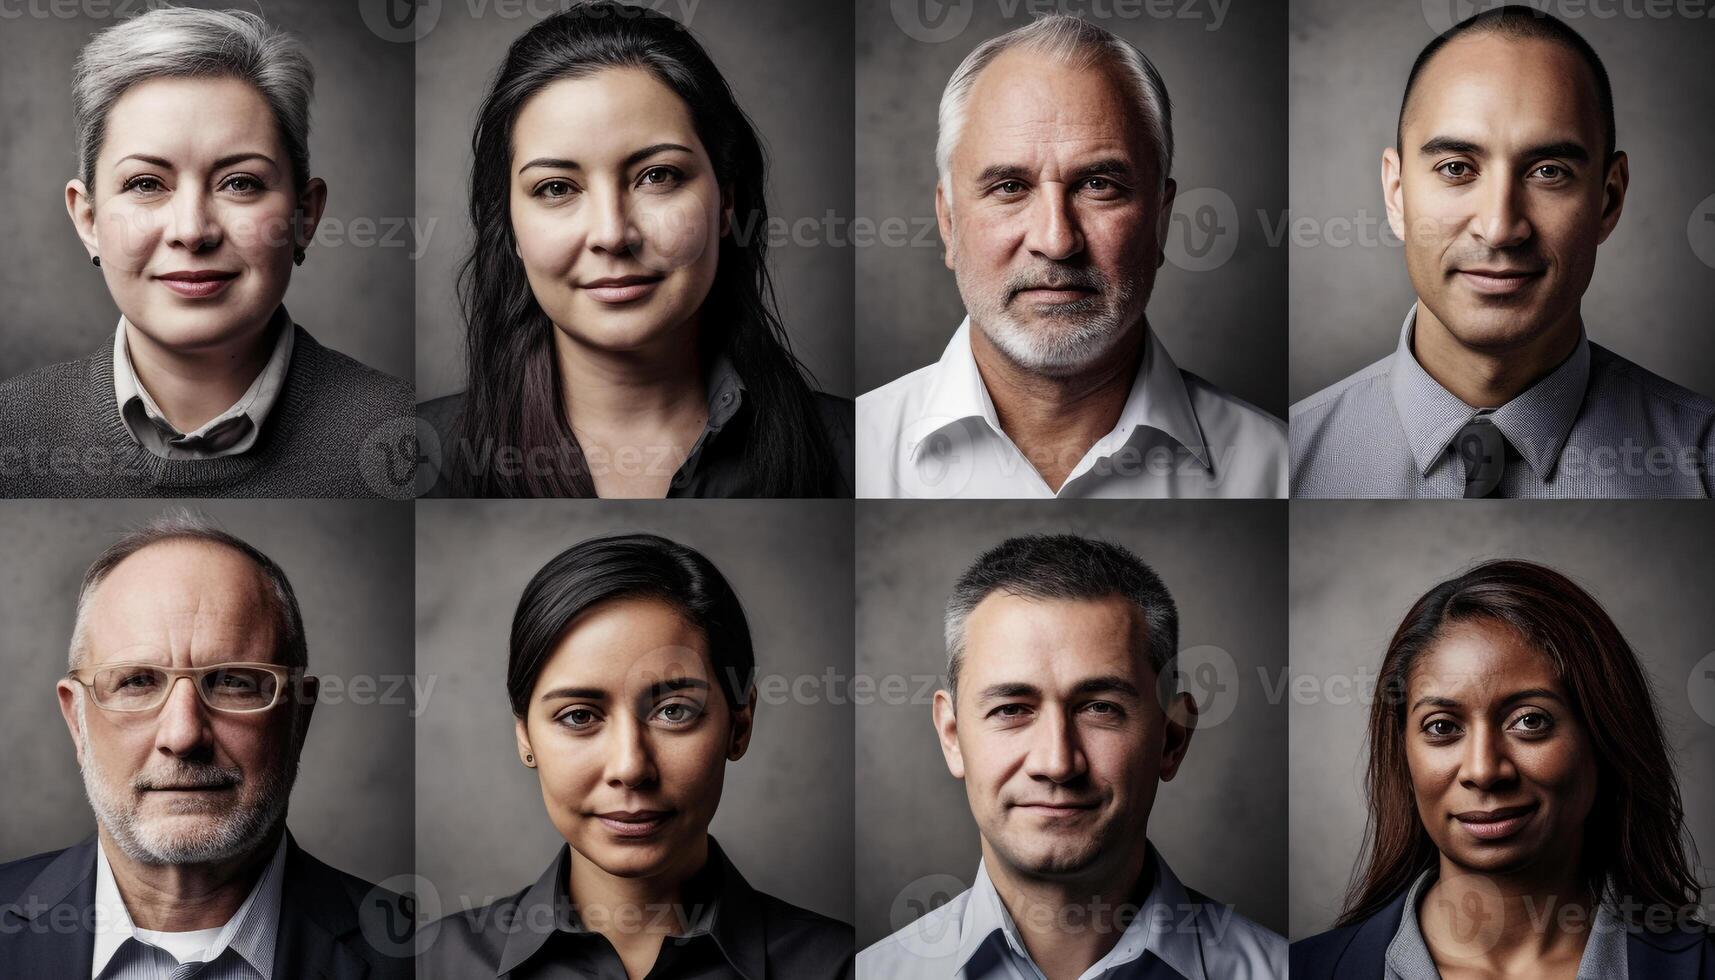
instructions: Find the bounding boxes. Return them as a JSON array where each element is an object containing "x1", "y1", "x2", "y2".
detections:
[
  {"x1": 858, "y1": 848, "x2": 1285, "y2": 979},
  {"x1": 92, "y1": 834, "x2": 287, "y2": 980},
  {"x1": 112, "y1": 307, "x2": 296, "y2": 461},
  {"x1": 856, "y1": 317, "x2": 1287, "y2": 498}
]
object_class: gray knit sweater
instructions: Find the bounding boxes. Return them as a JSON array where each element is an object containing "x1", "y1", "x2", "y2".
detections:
[{"x1": 0, "y1": 326, "x2": 414, "y2": 498}]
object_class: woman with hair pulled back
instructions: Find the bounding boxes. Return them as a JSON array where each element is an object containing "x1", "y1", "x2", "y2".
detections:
[
  {"x1": 419, "y1": 532, "x2": 854, "y2": 978},
  {"x1": 418, "y1": 2, "x2": 852, "y2": 498}
]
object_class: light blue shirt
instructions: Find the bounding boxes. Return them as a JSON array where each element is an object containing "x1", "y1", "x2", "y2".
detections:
[
  {"x1": 1384, "y1": 867, "x2": 1628, "y2": 980},
  {"x1": 858, "y1": 848, "x2": 1285, "y2": 979}
]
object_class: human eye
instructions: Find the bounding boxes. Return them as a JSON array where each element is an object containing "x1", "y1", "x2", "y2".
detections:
[
  {"x1": 532, "y1": 178, "x2": 579, "y2": 200},
  {"x1": 988, "y1": 703, "x2": 1031, "y2": 721},
  {"x1": 990, "y1": 179, "x2": 1028, "y2": 198},
  {"x1": 1529, "y1": 163, "x2": 1572, "y2": 184},
  {"x1": 636, "y1": 165, "x2": 683, "y2": 190},
  {"x1": 1421, "y1": 716, "x2": 1462, "y2": 741},
  {"x1": 122, "y1": 175, "x2": 168, "y2": 197},
  {"x1": 1435, "y1": 160, "x2": 1475, "y2": 181},
  {"x1": 1079, "y1": 176, "x2": 1128, "y2": 199},
  {"x1": 555, "y1": 706, "x2": 602, "y2": 730},
  {"x1": 219, "y1": 173, "x2": 265, "y2": 195},
  {"x1": 1507, "y1": 709, "x2": 1555, "y2": 736},
  {"x1": 652, "y1": 699, "x2": 704, "y2": 727}
]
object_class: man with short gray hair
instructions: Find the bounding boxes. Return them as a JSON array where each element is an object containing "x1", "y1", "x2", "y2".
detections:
[
  {"x1": 0, "y1": 511, "x2": 410, "y2": 979},
  {"x1": 860, "y1": 534, "x2": 1285, "y2": 978},
  {"x1": 857, "y1": 15, "x2": 1286, "y2": 499}
]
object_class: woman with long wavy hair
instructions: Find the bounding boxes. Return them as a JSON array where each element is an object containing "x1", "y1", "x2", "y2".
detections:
[
  {"x1": 1292, "y1": 559, "x2": 1712, "y2": 979},
  {"x1": 417, "y1": 2, "x2": 851, "y2": 497}
]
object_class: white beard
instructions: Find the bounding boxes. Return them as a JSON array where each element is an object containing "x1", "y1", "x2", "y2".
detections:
[{"x1": 77, "y1": 693, "x2": 295, "y2": 865}]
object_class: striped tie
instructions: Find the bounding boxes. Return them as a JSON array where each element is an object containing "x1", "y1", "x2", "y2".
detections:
[{"x1": 168, "y1": 961, "x2": 206, "y2": 980}]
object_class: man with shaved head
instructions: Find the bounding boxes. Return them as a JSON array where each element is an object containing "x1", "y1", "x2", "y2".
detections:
[
  {"x1": 0, "y1": 512, "x2": 409, "y2": 979},
  {"x1": 1292, "y1": 5, "x2": 1715, "y2": 498}
]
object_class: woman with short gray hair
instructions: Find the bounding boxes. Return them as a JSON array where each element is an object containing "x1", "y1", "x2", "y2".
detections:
[{"x1": 0, "y1": 7, "x2": 411, "y2": 499}]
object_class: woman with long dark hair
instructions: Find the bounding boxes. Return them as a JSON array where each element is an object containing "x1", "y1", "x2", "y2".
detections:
[
  {"x1": 417, "y1": 2, "x2": 851, "y2": 497},
  {"x1": 418, "y1": 533, "x2": 854, "y2": 978},
  {"x1": 1292, "y1": 559, "x2": 1712, "y2": 978}
]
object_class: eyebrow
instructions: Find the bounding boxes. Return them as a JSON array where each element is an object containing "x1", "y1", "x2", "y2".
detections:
[
  {"x1": 1418, "y1": 136, "x2": 1590, "y2": 163},
  {"x1": 517, "y1": 142, "x2": 694, "y2": 176},
  {"x1": 1411, "y1": 687, "x2": 1567, "y2": 713},
  {"x1": 536, "y1": 676, "x2": 709, "y2": 703},
  {"x1": 116, "y1": 152, "x2": 278, "y2": 170},
  {"x1": 975, "y1": 675, "x2": 1141, "y2": 703}
]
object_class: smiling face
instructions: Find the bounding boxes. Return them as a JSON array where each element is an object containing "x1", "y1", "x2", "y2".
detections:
[
  {"x1": 55, "y1": 541, "x2": 308, "y2": 865},
  {"x1": 515, "y1": 596, "x2": 752, "y2": 883},
  {"x1": 938, "y1": 49, "x2": 1173, "y2": 377},
  {"x1": 1404, "y1": 619, "x2": 1598, "y2": 877},
  {"x1": 1384, "y1": 34, "x2": 1625, "y2": 354},
  {"x1": 67, "y1": 75, "x2": 324, "y2": 356},
  {"x1": 932, "y1": 594, "x2": 1190, "y2": 886},
  {"x1": 509, "y1": 68, "x2": 726, "y2": 361}
]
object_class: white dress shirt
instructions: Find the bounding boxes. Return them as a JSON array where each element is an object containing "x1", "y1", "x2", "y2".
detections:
[
  {"x1": 112, "y1": 307, "x2": 296, "y2": 461},
  {"x1": 93, "y1": 835, "x2": 286, "y2": 979},
  {"x1": 857, "y1": 318, "x2": 1287, "y2": 498},
  {"x1": 859, "y1": 848, "x2": 1285, "y2": 979}
]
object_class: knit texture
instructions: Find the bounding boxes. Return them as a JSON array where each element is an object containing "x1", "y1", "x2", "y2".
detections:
[{"x1": 0, "y1": 326, "x2": 414, "y2": 498}]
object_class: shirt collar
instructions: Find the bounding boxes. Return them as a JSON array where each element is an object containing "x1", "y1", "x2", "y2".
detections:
[
  {"x1": 112, "y1": 306, "x2": 297, "y2": 455},
  {"x1": 909, "y1": 317, "x2": 1211, "y2": 472},
  {"x1": 93, "y1": 833, "x2": 287, "y2": 978},
  {"x1": 1387, "y1": 303, "x2": 1591, "y2": 479},
  {"x1": 954, "y1": 845, "x2": 1205, "y2": 980},
  {"x1": 496, "y1": 836, "x2": 767, "y2": 980},
  {"x1": 1385, "y1": 866, "x2": 1632, "y2": 980}
]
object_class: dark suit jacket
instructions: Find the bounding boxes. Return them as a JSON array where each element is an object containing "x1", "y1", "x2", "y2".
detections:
[
  {"x1": 0, "y1": 832, "x2": 414, "y2": 979},
  {"x1": 1291, "y1": 885, "x2": 1715, "y2": 979}
]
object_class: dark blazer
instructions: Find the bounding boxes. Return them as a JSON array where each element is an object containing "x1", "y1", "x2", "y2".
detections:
[
  {"x1": 1291, "y1": 885, "x2": 1715, "y2": 979},
  {"x1": 0, "y1": 831, "x2": 414, "y2": 979}
]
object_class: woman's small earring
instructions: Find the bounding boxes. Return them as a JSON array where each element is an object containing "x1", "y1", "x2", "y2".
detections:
[
  {"x1": 91, "y1": 255, "x2": 101, "y2": 268},
  {"x1": 293, "y1": 247, "x2": 306, "y2": 266},
  {"x1": 524, "y1": 753, "x2": 534, "y2": 766}
]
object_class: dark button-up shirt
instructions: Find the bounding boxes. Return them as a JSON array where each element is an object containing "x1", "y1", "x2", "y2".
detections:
[
  {"x1": 416, "y1": 355, "x2": 853, "y2": 497},
  {"x1": 417, "y1": 837, "x2": 853, "y2": 979}
]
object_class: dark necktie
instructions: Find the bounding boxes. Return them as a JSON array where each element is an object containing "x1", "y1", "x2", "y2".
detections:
[
  {"x1": 1457, "y1": 416, "x2": 1506, "y2": 498},
  {"x1": 169, "y1": 962, "x2": 207, "y2": 980}
]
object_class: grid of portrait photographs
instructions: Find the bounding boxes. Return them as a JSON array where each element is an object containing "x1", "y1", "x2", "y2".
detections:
[{"x1": 2, "y1": 1, "x2": 1713, "y2": 978}]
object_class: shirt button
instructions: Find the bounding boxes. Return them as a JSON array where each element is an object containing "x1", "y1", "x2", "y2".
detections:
[{"x1": 719, "y1": 392, "x2": 734, "y2": 406}]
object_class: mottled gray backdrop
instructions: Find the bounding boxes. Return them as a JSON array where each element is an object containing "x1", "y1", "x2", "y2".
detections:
[
  {"x1": 855, "y1": 500, "x2": 1288, "y2": 946},
  {"x1": 1290, "y1": 0, "x2": 1715, "y2": 403},
  {"x1": 0, "y1": 0, "x2": 415, "y2": 383},
  {"x1": 857, "y1": 0, "x2": 1288, "y2": 417},
  {"x1": 0, "y1": 499, "x2": 416, "y2": 886},
  {"x1": 414, "y1": 499, "x2": 854, "y2": 924},
  {"x1": 413, "y1": 0, "x2": 854, "y2": 400},
  {"x1": 1290, "y1": 500, "x2": 1715, "y2": 938}
]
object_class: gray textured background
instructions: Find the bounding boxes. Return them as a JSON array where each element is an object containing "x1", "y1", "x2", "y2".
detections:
[
  {"x1": 413, "y1": 0, "x2": 854, "y2": 401},
  {"x1": 1289, "y1": 500, "x2": 1715, "y2": 939},
  {"x1": 854, "y1": 500, "x2": 1288, "y2": 945},
  {"x1": 1290, "y1": 0, "x2": 1715, "y2": 404},
  {"x1": 414, "y1": 499, "x2": 854, "y2": 923},
  {"x1": 0, "y1": 499, "x2": 416, "y2": 886},
  {"x1": 0, "y1": 0, "x2": 415, "y2": 383},
  {"x1": 857, "y1": 0, "x2": 1288, "y2": 417}
]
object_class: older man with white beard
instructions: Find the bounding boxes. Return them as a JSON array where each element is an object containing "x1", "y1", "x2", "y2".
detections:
[
  {"x1": 857, "y1": 14, "x2": 1286, "y2": 499},
  {"x1": 0, "y1": 513, "x2": 411, "y2": 979}
]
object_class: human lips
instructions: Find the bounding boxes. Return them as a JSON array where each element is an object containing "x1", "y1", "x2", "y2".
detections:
[
  {"x1": 593, "y1": 809, "x2": 673, "y2": 838},
  {"x1": 1011, "y1": 799, "x2": 1100, "y2": 817},
  {"x1": 1453, "y1": 803, "x2": 1538, "y2": 841},
  {"x1": 580, "y1": 274, "x2": 664, "y2": 304},
  {"x1": 1011, "y1": 283, "x2": 1098, "y2": 305},
  {"x1": 1454, "y1": 266, "x2": 1543, "y2": 296},
  {"x1": 155, "y1": 268, "x2": 239, "y2": 299}
]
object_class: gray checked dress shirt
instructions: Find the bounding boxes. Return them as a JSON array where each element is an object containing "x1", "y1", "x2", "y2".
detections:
[
  {"x1": 1385, "y1": 868, "x2": 1627, "y2": 980},
  {"x1": 1290, "y1": 306, "x2": 1715, "y2": 497},
  {"x1": 92, "y1": 835, "x2": 286, "y2": 979}
]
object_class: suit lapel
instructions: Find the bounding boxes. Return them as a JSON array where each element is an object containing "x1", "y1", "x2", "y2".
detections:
[
  {"x1": 1628, "y1": 925, "x2": 1711, "y2": 980},
  {"x1": 5, "y1": 837, "x2": 99, "y2": 978},
  {"x1": 271, "y1": 835, "x2": 371, "y2": 980}
]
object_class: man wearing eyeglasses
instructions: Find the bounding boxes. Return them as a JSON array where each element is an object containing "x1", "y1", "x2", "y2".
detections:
[{"x1": 0, "y1": 512, "x2": 411, "y2": 979}]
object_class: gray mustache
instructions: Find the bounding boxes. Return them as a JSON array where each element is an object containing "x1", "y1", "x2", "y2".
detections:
[
  {"x1": 134, "y1": 763, "x2": 243, "y2": 791},
  {"x1": 1006, "y1": 267, "x2": 1106, "y2": 296}
]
